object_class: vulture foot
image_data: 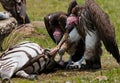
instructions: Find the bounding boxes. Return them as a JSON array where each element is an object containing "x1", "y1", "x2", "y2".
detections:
[{"x1": 67, "y1": 61, "x2": 82, "y2": 69}]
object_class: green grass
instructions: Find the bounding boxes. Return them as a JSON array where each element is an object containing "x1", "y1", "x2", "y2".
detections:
[
  {"x1": 0, "y1": 0, "x2": 120, "y2": 83},
  {"x1": 26, "y1": 0, "x2": 120, "y2": 44},
  {"x1": 25, "y1": 27, "x2": 56, "y2": 48}
]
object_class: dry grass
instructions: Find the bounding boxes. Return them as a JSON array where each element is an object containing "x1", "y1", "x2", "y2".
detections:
[{"x1": 9, "y1": 55, "x2": 120, "y2": 83}]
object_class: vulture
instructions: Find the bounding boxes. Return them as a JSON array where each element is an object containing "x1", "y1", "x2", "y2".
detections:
[
  {"x1": 58, "y1": 0, "x2": 120, "y2": 69},
  {"x1": 44, "y1": 0, "x2": 102, "y2": 69},
  {"x1": 44, "y1": 12, "x2": 85, "y2": 68},
  {"x1": 0, "y1": 0, "x2": 30, "y2": 24}
]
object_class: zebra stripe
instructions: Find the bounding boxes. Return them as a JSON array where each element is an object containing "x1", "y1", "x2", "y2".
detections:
[
  {"x1": 24, "y1": 56, "x2": 49, "y2": 74},
  {"x1": 1, "y1": 50, "x2": 32, "y2": 60},
  {"x1": 23, "y1": 46, "x2": 40, "y2": 55},
  {"x1": 3, "y1": 45, "x2": 41, "y2": 57},
  {"x1": 0, "y1": 41, "x2": 54, "y2": 81},
  {"x1": 1, "y1": 44, "x2": 42, "y2": 59}
]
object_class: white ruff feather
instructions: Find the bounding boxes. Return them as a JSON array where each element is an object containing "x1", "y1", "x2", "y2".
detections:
[
  {"x1": 85, "y1": 30, "x2": 98, "y2": 49},
  {"x1": 69, "y1": 27, "x2": 81, "y2": 43}
]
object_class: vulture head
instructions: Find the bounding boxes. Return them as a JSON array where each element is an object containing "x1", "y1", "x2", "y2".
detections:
[
  {"x1": 0, "y1": 0, "x2": 30, "y2": 24},
  {"x1": 66, "y1": 14, "x2": 78, "y2": 31},
  {"x1": 44, "y1": 12, "x2": 67, "y2": 44},
  {"x1": 66, "y1": 5, "x2": 86, "y2": 39}
]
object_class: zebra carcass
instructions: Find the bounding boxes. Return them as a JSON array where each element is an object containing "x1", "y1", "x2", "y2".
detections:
[{"x1": 0, "y1": 41, "x2": 57, "y2": 83}]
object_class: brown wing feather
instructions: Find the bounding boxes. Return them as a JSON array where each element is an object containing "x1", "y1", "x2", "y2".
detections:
[
  {"x1": 85, "y1": 0, "x2": 120, "y2": 63},
  {"x1": 67, "y1": 0, "x2": 78, "y2": 15},
  {"x1": 23, "y1": 0, "x2": 26, "y2": 4},
  {"x1": 58, "y1": 14, "x2": 67, "y2": 32},
  {"x1": 44, "y1": 14, "x2": 56, "y2": 42}
]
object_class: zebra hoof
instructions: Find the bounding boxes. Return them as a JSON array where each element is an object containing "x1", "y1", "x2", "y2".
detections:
[
  {"x1": 28, "y1": 74, "x2": 37, "y2": 80},
  {"x1": 2, "y1": 78, "x2": 10, "y2": 83}
]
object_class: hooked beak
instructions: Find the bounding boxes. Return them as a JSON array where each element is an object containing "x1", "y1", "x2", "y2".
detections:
[
  {"x1": 50, "y1": 30, "x2": 69, "y2": 56},
  {"x1": 65, "y1": 24, "x2": 74, "y2": 33},
  {"x1": 65, "y1": 25, "x2": 68, "y2": 29}
]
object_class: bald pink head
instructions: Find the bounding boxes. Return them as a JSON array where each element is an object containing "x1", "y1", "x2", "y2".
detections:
[
  {"x1": 53, "y1": 28, "x2": 63, "y2": 43},
  {"x1": 66, "y1": 16, "x2": 78, "y2": 28}
]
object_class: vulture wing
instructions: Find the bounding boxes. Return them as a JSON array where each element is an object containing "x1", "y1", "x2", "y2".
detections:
[
  {"x1": 44, "y1": 14, "x2": 56, "y2": 42},
  {"x1": 67, "y1": 0, "x2": 78, "y2": 15},
  {"x1": 23, "y1": 0, "x2": 26, "y2": 4},
  {"x1": 85, "y1": 0, "x2": 120, "y2": 63},
  {"x1": 58, "y1": 14, "x2": 67, "y2": 32}
]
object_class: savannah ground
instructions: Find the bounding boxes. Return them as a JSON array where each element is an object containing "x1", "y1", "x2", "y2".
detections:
[{"x1": 0, "y1": 0, "x2": 120, "y2": 83}]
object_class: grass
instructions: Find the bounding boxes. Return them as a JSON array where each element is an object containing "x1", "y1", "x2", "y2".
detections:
[
  {"x1": 26, "y1": 0, "x2": 120, "y2": 44},
  {"x1": 0, "y1": 0, "x2": 120, "y2": 83}
]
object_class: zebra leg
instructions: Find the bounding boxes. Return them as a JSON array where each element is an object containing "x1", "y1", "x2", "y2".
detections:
[
  {"x1": 0, "y1": 62, "x2": 18, "y2": 82},
  {"x1": 15, "y1": 70, "x2": 37, "y2": 80},
  {"x1": 57, "y1": 43, "x2": 67, "y2": 66},
  {"x1": 57, "y1": 44, "x2": 65, "y2": 65}
]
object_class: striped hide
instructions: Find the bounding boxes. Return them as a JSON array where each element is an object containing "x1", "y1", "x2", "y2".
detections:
[{"x1": 0, "y1": 41, "x2": 55, "y2": 82}]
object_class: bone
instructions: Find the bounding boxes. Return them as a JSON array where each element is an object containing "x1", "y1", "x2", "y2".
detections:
[{"x1": 50, "y1": 29, "x2": 69, "y2": 55}]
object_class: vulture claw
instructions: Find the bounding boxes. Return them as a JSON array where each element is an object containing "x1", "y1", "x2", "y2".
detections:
[
  {"x1": 67, "y1": 62, "x2": 81, "y2": 69},
  {"x1": 66, "y1": 56, "x2": 85, "y2": 69}
]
